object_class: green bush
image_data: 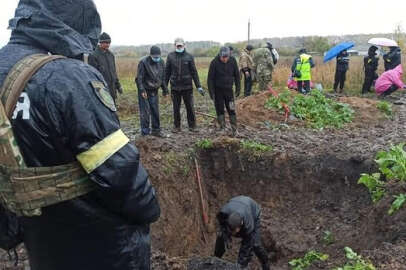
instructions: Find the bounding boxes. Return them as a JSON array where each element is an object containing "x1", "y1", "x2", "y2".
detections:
[
  {"x1": 377, "y1": 101, "x2": 393, "y2": 119},
  {"x1": 333, "y1": 247, "x2": 376, "y2": 270},
  {"x1": 265, "y1": 90, "x2": 354, "y2": 129},
  {"x1": 289, "y1": 250, "x2": 329, "y2": 270},
  {"x1": 195, "y1": 139, "x2": 214, "y2": 149}
]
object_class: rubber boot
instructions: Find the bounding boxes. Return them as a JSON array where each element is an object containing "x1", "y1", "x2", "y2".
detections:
[
  {"x1": 230, "y1": 115, "x2": 238, "y2": 137},
  {"x1": 217, "y1": 115, "x2": 226, "y2": 133}
]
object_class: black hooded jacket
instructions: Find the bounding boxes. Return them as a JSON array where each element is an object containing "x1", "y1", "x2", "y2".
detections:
[
  {"x1": 364, "y1": 47, "x2": 379, "y2": 76},
  {"x1": 0, "y1": 1, "x2": 160, "y2": 269},
  {"x1": 383, "y1": 47, "x2": 401, "y2": 71},
  {"x1": 336, "y1": 51, "x2": 349, "y2": 72},
  {"x1": 165, "y1": 50, "x2": 202, "y2": 91}
]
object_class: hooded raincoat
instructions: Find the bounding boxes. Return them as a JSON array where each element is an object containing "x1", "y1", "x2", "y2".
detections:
[
  {"x1": 375, "y1": 65, "x2": 405, "y2": 95},
  {"x1": 0, "y1": 1, "x2": 160, "y2": 269}
]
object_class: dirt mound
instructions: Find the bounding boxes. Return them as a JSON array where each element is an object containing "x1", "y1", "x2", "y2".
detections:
[{"x1": 236, "y1": 91, "x2": 389, "y2": 129}]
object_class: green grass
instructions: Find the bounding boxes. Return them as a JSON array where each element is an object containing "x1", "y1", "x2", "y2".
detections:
[
  {"x1": 289, "y1": 250, "x2": 329, "y2": 270},
  {"x1": 377, "y1": 101, "x2": 393, "y2": 119},
  {"x1": 195, "y1": 138, "x2": 214, "y2": 149}
]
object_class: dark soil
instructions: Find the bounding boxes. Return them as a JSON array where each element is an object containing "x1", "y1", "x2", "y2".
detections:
[{"x1": 1, "y1": 93, "x2": 406, "y2": 269}]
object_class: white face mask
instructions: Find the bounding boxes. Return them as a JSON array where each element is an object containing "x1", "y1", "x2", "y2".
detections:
[{"x1": 176, "y1": 47, "x2": 185, "y2": 53}]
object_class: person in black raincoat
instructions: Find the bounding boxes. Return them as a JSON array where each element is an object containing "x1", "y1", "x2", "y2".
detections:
[
  {"x1": 362, "y1": 46, "x2": 379, "y2": 94},
  {"x1": 0, "y1": 1, "x2": 160, "y2": 270},
  {"x1": 383, "y1": 46, "x2": 401, "y2": 71},
  {"x1": 89, "y1": 32, "x2": 123, "y2": 103},
  {"x1": 333, "y1": 50, "x2": 350, "y2": 93},
  {"x1": 214, "y1": 196, "x2": 270, "y2": 270}
]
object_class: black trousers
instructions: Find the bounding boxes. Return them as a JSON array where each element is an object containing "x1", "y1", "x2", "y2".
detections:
[
  {"x1": 171, "y1": 89, "x2": 196, "y2": 128},
  {"x1": 244, "y1": 72, "x2": 253, "y2": 97},
  {"x1": 334, "y1": 70, "x2": 347, "y2": 91},
  {"x1": 362, "y1": 72, "x2": 378, "y2": 94},
  {"x1": 214, "y1": 88, "x2": 236, "y2": 117},
  {"x1": 297, "y1": 80, "x2": 310, "y2": 94},
  {"x1": 382, "y1": 84, "x2": 399, "y2": 97}
]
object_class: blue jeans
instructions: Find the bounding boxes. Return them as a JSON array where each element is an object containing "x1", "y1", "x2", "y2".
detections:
[{"x1": 138, "y1": 90, "x2": 160, "y2": 135}]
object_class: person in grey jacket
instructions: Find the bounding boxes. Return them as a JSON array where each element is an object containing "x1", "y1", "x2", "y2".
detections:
[
  {"x1": 136, "y1": 46, "x2": 168, "y2": 137},
  {"x1": 214, "y1": 196, "x2": 270, "y2": 270},
  {"x1": 89, "y1": 32, "x2": 123, "y2": 103}
]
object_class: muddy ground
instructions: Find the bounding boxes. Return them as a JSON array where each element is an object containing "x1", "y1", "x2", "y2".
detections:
[{"x1": 1, "y1": 92, "x2": 406, "y2": 269}]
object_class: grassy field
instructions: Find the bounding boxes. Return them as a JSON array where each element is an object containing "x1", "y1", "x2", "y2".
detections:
[{"x1": 115, "y1": 54, "x2": 405, "y2": 130}]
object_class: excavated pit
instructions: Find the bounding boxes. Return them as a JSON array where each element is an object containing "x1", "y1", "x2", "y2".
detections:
[{"x1": 142, "y1": 137, "x2": 406, "y2": 270}]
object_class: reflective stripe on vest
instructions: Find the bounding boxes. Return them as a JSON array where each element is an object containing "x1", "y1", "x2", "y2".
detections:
[
  {"x1": 76, "y1": 129, "x2": 129, "y2": 173},
  {"x1": 296, "y1": 54, "x2": 312, "y2": 81}
]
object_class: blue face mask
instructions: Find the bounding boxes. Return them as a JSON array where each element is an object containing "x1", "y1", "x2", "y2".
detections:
[
  {"x1": 151, "y1": 56, "x2": 161, "y2": 63},
  {"x1": 176, "y1": 48, "x2": 185, "y2": 53}
]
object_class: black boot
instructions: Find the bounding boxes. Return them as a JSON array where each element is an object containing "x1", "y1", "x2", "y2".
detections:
[{"x1": 217, "y1": 115, "x2": 226, "y2": 133}]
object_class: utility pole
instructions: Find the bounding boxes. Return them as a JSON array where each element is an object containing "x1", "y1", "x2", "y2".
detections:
[{"x1": 248, "y1": 18, "x2": 251, "y2": 43}]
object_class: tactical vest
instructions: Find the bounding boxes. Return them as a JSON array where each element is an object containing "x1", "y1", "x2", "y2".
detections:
[
  {"x1": 0, "y1": 54, "x2": 95, "y2": 217},
  {"x1": 295, "y1": 54, "x2": 312, "y2": 81}
]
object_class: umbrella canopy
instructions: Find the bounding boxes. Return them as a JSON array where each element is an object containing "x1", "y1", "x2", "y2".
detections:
[
  {"x1": 323, "y1": 42, "x2": 355, "y2": 63},
  {"x1": 368, "y1": 38, "x2": 398, "y2": 47}
]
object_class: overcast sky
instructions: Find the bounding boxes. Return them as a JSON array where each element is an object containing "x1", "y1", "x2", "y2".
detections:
[{"x1": 1, "y1": 0, "x2": 405, "y2": 47}]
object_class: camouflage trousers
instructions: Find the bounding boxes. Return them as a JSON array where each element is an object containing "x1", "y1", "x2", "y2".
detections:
[{"x1": 257, "y1": 73, "x2": 272, "y2": 91}]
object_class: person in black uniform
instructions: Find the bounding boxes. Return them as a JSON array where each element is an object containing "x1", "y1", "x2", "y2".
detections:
[
  {"x1": 383, "y1": 46, "x2": 401, "y2": 71},
  {"x1": 214, "y1": 196, "x2": 270, "y2": 270},
  {"x1": 333, "y1": 50, "x2": 350, "y2": 93},
  {"x1": 362, "y1": 46, "x2": 379, "y2": 94},
  {"x1": 0, "y1": 1, "x2": 160, "y2": 269}
]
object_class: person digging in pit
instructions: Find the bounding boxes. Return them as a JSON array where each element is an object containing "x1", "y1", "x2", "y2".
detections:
[
  {"x1": 214, "y1": 196, "x2": 270, "y2": 270},
  {"x1": 208, "y1": 46, "x2": 241, "y2": 136}
]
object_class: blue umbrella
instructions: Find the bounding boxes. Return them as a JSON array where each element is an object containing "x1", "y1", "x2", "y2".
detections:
[{"x1": 323, "y1": 42, "x2": 355, "y2": 63}]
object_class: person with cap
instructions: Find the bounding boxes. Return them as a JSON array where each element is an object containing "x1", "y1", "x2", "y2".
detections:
[
  {"x1": 136, "y1": 45, "x2": 168, "y2": 137},
  {"x1": 333, "y1": 50, "x2": 350, "y2": 93},
  {"x1": 0, "y1": 1, "x2": 160, "y2": 269},
  {"x1": 165, "y1": 38, "x2": 205, "y2": 133},
  {"x1": 214, "y1": 196, "x2": 270, "y2": 270},
  {"x1": 208, "y1": 46, "x2": 241, "y2": 136},
  {"x1": 362, "y1": 46, "x2": 379, "y2": 94},
  {"x1": 252, "y1": 43, "x2": 275, "y2": 91},
  {"x1": 291, "y1": 48, "x2": 315, "y2": 94},
  {"x1": 383, "y1": 46, "x2": 401, "y2": 71},
  {"x1": 89, "y1": 32, "x2": 123, "y2": 104},
  {"x1": 266, "y1": 42, "x2": 279, "y2": 65},
  {"x1": 239, "y1": 44, "x2": 255, "y2": 97}
]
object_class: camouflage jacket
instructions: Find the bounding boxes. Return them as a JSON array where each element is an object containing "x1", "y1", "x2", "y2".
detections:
[
  {"x1": 252, "y1": 48, "x2": 274, "y2": 76},
  {"x1": 239, "y1": 49, "x2": 254, "y2": 72}
]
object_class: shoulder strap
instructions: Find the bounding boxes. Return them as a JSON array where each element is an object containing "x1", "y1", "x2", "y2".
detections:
[{"x1": 0, "y1": 54, "x2": 66, "y2": 119}]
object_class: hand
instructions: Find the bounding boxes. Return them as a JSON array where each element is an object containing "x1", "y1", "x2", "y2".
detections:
[
  {"x1": 197, "y1": 87, "x2": 205, "y2": 96},
  {"x1": 141, "y1": 92, "x2": 147, "y2": 99},
  {"x1": 235, "y1": 90, "x2": 240, "y2": 97}
]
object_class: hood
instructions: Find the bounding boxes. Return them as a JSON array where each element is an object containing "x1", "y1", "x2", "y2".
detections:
[
  {"x1": 394, "y1": 64, "x2": 403, "y2": 75},
  {"x1": 390, "y1": 46, "x2": 401, "y2": 53},
  {"x1": 8, "y1": 0, "x2": 101, "y2": 58}
]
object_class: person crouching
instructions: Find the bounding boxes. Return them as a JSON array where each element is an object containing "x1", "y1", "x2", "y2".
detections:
[{"x1": 375, "y1": 64, "x2": 406, "y2": 97}]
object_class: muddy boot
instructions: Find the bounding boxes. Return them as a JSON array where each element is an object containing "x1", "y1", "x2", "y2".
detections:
[
  {"x1": 217, "y1": 115, "x2": 226, "y2": 133},
  {"x1": 230, "y1": 115, "x2": 238, "y2": 137}
]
